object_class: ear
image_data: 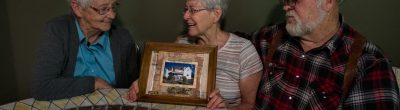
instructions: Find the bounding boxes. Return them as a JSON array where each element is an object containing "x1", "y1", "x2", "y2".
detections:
[
  {"x1": 70, "y1": 0, "x2": 83, "y2": 18},
  {"x1": 212, "y1": 8, "x2": 223, "y2": 23},
  {"x1": 322, "y1": 0, "x2": 335, "y2": 11}
]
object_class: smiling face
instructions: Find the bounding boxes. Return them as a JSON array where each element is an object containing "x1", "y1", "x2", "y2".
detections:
[
  {"x1": 284, "y1": 0, "x2": 327, "y2": 36},
  {"x1": 183, "y1": 0, "x2": 219, "y2": 36},
  {"x1": 72, "y1": 0, "x2": 117, "y2": 32}
]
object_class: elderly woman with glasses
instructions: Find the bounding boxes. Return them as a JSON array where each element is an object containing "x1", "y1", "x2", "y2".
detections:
[
  {"x1": 174, "y1": 0, "x2": 263, "y2": 109},
  {"x1": 32, "y1": 0, "x2": 140, "y2": 101}
]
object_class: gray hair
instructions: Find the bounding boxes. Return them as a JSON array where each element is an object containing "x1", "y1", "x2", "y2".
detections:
[
  {"x1": 67, "y1": 0, "x2": 93, "y2": 8},
  {"x1": 201, "y1": 0, "x2": 230, "y2": 19}
]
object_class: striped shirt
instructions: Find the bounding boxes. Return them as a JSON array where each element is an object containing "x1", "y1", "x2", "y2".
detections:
[{"x1": 177, "y1": 33, "x2": 263, "y2": 105}]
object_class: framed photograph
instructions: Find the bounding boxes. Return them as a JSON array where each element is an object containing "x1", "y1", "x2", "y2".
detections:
[{"x1": 137, "y1": 42, "x2": 217, "y2": 106}]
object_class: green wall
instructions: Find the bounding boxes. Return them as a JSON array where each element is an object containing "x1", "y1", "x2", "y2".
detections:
[
  {"x1": 2, "y1": 0, "x2": 70, "y2": 104},
  {"x1": 1, "y1": 0, "x2": 399, "y2": 104},
  {"x1": 0, "y1": 0, "x2": 17, "y2": 105},
  {"x1": 341, "y1": 0, "x2": 400, "y2": 67}
]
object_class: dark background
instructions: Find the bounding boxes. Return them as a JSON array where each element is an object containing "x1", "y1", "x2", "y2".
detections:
[{"x1": 1, "y1": 0, "x2": 399, "y2": 104}]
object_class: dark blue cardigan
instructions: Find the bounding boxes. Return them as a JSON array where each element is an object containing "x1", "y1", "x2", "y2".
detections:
[{"x1": 32, "y1": 14, "x2": 139, "y2": 100}]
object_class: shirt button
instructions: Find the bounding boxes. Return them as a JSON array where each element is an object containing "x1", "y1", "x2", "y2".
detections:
[
  {"x1": 289, "y1": 96, "x2": 293, "y2": 100},
  {"x1": 268, "y1": 63, "x2": 273, "y2": 67},
  {"x1": 323, "y1": 96, "x2": 327, "y2": 99},
  {"x1": 296, "y1": 75, "x2": 300, "y2": 78},
  {"x1": 301, "y1": 54, "x2": 306, "y2": 58},
  {"x1": 269, "y1": 72, "x2": 273, "y2": 75}
]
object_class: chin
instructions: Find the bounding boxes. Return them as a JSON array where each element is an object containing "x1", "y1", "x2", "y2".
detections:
[
  {"x1": 99, "y1": 26, "x2": 111, "y2": 31},
  {"x1": 98, "y1": 23, "x2": 112, "y2": 31},
  {"x1": 286, "y1": 20, "x2": 296, "y2": 26},
  {"x1": 187, "y1": 31, "x2": 199, "y2": 37}
]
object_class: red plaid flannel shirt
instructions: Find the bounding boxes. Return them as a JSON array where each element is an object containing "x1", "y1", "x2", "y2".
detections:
[{"x1": 243, "y1": 22, "x2": 399, "y2": 109}]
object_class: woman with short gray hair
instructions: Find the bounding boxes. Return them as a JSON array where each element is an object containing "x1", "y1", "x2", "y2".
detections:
[
  {"x1": 176, "y1": 0, "x2": 263, "y2": 109},
  {"x1": 33, "y1": 0, "x2": 140, "y2": 100}
]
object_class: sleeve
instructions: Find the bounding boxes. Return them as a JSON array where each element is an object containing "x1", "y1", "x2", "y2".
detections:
[
  {"x1": 126, "y1": 32, "x2": 140, "y2": 85},
  {"x1": 235, "y1": 24, "x2": 278, "y2": 69},
  {"x1": 343, "y1": 43, "x2": 399, "y2": 109},
  {"x1": 32, "y1": 20, "x2": 95, "y2": 101},
  {"x1": 239, "y1": 40, "x2": 263, "y2": 79}
]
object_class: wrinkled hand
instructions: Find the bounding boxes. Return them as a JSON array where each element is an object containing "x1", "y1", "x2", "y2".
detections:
[
  {"x1": 207, "y1": 89, "x2": 228, "y2": 110},
  {"x1": 94, "y1": 77, "x2": 112, "y2": 90},
  {"x1": 126, "y1": 80, "x2": 139, "y2": 102}
]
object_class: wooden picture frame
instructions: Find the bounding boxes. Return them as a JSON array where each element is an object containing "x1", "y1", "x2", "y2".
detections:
[{"x1": 137, "y1": 42, "x2": 217, "y2": 106}]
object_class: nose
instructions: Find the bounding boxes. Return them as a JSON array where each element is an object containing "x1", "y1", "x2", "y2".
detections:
[
  {"x1": 183, "y1": 11, "x2": 191, "y2": 21},
  {"x1": 283, "y1": 4, "x2": 294, "y2": 12},
  {"x1": 105, "y1": 10, "x2": 116, "y2": 20}
]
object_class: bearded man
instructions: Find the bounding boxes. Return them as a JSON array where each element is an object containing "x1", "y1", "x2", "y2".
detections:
[{"x1": 247, "y1": 0, "x2": 399, "y2": 109}]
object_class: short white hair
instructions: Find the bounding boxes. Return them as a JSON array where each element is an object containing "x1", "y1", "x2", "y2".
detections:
[
  {"x1": 67, "y1": 0, "x2": 93, "y2": 8},
  {"x1": 201, "y1": 0, "x2": 230, "y2": 19}
]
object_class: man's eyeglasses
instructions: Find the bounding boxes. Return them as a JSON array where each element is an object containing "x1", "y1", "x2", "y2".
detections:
[
  {"x1": 183, "y1": 7, "x2": 208, "y2": 15},
  {"x1": 90, "y1": 3, "x2": 119, "y2": 15},
  {"x1": 280, "y1": 0, "x2": 298, "y2": 6}
]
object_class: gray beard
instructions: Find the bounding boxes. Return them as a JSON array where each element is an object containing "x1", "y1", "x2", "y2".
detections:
[{"x1": 285, "y1": 9, "x2": 327, "y2": 37}]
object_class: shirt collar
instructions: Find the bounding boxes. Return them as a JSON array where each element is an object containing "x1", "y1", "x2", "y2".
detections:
[
  {"x1": 307, "y1": 14, "x2": 345, "y2": 54},
  {"x1": 74, "y1": 18, "x2": 109, "y2": 47}
]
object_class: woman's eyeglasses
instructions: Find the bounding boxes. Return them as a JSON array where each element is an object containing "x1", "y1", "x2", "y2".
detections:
[
  {"x1": 90, "y1": 2, "x2": 119, "y2": 15},
  {"x1": 183, "y1": 7, "x2": 208, "y2": 15}
]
